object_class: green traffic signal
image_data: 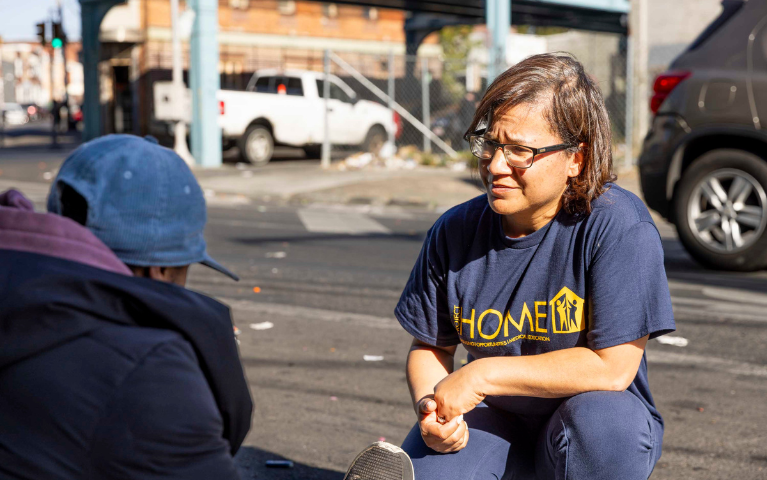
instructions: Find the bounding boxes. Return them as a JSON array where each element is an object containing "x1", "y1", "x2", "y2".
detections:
[{"x1": 52, "y1": 37, "x2": 62, "y2": 49}]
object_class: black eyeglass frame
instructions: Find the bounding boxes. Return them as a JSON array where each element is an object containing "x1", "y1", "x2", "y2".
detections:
[{"x1": 465, "y1": 134, "x2": 576, "y2": 170}]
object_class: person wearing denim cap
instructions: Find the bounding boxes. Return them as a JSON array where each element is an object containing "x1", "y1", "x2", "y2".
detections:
[{"x1": 0, "y1": 134, "x2": 252, "y2": 479}]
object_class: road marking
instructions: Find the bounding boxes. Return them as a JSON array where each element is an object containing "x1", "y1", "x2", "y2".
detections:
[
  {"x1": 297, "y1": 208, "x2": 391, "y2": 235},
  {"x1": 207, "y1": 218, "x2": 306, "y2": 231},
  {"x1": 647, "y1": 350, "x2": 767, "y2": 378},
  {"x1": 219, "y1": 297, "x2": 401, "y2": 330},
  {"x1": 304, "y1": 203, "x2": 416, "y2": 220},
  {"x1": 671, "y1": 298, "x2": 767, "y2": 324}
]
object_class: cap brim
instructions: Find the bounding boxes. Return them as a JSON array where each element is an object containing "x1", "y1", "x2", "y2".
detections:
[{"x1": 200, "y1": 253, "x2": 240, "y2": 281}]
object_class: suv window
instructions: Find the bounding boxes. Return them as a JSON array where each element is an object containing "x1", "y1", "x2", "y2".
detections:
[
  {"x1": 316, "y1": 79, "x2": 354, "y2": 103},
  {"x1": 687, "y1": 0, "x2": 745, "y2": 51},
  {"x1": 253, "y1": 76, "x2": 304, "y2": 96}
]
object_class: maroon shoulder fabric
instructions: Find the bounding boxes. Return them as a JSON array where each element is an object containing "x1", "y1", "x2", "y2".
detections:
[{"x1": 0, "y1": 189, "x2": 132, "y2": 276}]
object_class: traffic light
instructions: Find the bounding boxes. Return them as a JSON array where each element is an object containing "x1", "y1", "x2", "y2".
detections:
[
  {"x1": 51, "y1": 22, "x2": 64, "y2": 49},
  {"x1": 36, "y1": 22, "x2": 46, "y2": 47}
]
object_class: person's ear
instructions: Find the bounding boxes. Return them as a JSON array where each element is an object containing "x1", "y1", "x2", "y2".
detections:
[
  {"x1": 567, "y1": 143, "x2": 586, "y2": 178},
  {"x1": 147, "y1": 266, "x2": 169, "y2": 282},
  {"x1": 146, "y1": 266, "x2": 189, "y2": 287}
]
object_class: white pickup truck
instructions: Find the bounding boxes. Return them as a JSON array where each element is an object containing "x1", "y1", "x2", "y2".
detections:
[{"x1": 218, "y1": 69, "x2": 401, "y2": 165}]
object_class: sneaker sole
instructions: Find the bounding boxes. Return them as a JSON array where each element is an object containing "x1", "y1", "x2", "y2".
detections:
[{"x1": 343, "y1": 441, "x2": 415, "y2": 480}]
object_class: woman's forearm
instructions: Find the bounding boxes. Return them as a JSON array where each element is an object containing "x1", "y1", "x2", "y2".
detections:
[
  {"x1": 470, "y1": 338, "x2": 647, "y2": 399},
  {"x1": 406, "y1": 341, "x2": 455, "y2": 413}
]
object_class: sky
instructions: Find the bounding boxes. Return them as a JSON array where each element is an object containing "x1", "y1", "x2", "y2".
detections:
[{"x1": 0, "y1": 0, "x2": 82, "y2": 42}]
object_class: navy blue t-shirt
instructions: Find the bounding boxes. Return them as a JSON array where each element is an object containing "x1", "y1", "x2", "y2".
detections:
[{"x1": 395, "y1": 184, "x2": 675, "y2": 419}]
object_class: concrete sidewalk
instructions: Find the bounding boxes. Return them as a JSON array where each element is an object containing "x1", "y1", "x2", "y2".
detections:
[
  {"x1": 195, "y1": 162, "x2": 485, "y2": 211},
  {"x1": 0, "y1": 142, "x2": 644, "y2": 213},
  {"x1": 196, "y1": 161, "x2": 644, "y2": 213}
]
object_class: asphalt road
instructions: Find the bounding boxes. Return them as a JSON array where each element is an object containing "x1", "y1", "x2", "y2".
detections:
[
  {"x1": 190, "y1": 199, "x2": 767, "y2": 480},
  {"x1": 1, "y1": 146, "x2": 766, "y2": 479}
]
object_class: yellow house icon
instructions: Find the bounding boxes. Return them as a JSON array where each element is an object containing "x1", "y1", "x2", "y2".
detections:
[{"x1": 549, "y1": 287, "x2": 586, "y2": 334}]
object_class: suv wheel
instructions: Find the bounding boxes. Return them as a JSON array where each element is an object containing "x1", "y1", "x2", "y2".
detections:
[
  {"x1": 674, "y1": 149, "x2": 767, "y2": 271},
  {"x1": 239, "y1": 125, "x2": 273, "y2": 166}
]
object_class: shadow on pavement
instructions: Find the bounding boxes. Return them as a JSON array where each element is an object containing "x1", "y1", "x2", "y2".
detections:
[
  {"x1": 234, "y1": 446, "x2": 344, "y2": 480},
  {"x1": 661, "y1": 238, "x2": 767, "y2": 293}
]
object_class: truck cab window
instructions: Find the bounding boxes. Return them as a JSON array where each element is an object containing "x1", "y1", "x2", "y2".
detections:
[
  {"x1": 254, "y1": 76, "x2": 272, "y2": 93},
  {"x1": 316, "y1": 80, "x2": 354, "y2": 103}
]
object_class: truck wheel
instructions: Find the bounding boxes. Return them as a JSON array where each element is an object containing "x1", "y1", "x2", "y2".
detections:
[
  {"x1": 673, "y1": 149, "x2": 767, "y2": 271},
  {"x1": 363, "y1": 125, "x2": 387, "y2": 155},
  {"x1": 239, "y1": 125, "x2": 273, "y2": 166}
]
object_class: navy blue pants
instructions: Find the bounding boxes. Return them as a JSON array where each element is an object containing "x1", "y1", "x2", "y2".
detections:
[{"x1": 402, "y1": 391, "x2": 662, "y2": 480}]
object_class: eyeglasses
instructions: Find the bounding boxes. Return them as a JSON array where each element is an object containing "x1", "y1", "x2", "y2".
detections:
[{"x1": 466, "y1": 135, "x2": 574, "y2": 169}]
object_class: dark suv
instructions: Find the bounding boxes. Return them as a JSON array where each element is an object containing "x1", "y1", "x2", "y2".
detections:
[{"x1": 639, "y1": 0, "x2": 767, "y2": 271}]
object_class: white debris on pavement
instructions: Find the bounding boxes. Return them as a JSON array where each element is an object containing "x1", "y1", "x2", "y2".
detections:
[
  {"x1": 250, "y1": 321, "x2": 274, "y2": 331},
  {"x1": 363, "y1": 355, "x2": 384, "y2": 361},
  {"x1": 656, "y1": 335, "x2": 689, "y2": 347},
  {"x1": 265, "y1": 251, "x2": 287, "y2": 258},
  {"x1": 378, "y1": 141, "x2": 396, "y2": 159}
]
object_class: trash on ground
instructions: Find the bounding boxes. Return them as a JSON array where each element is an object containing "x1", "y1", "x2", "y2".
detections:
[
  {"x1": 330, "y1": 396, "x2": 338, "y2": 401},
  {"x1": 43, "y1": 171, "x2": 56, "y2": 180},
  {"x1": 203, "y1": 189, "x2": 216, "y2": 198},
  {"x1": 330, "y1": 347, "x2": 336, "y2": 352},
  {"x1": 344, "y1": 152, "x2": 374, "y2": 169},
  {"x1": 363, "y1": 355, "x2": 384, "y2": 362},
  {"x1": 378, "y1": 141, "x2": 396, "y2": 159},
  {"x1": 249, "y1": 321, "x2": 274, "y2": 331},
  {"x1": 656, "y1": 335, "x2": 688, "y2": 347},
  {"x1": 697, "y1": 407, "x2": 705, "y2": 413},
  {"x1": 265, "y1": 460, "x2": 294, "y2": 468},
  {"x1": 266, "y1": 251, "x2": 287, "y2": 258},
  {"x1": 271, "y1": 268, "x2": 279, "y2": 274},
  {"x1": 378, "y1": 436, "x2": 386, "y2": 442},
  {"x1": 252, "y1": 287, "x2": 261, "y2": 293}
]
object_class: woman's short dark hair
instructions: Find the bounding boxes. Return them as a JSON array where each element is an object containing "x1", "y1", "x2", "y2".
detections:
[{"x1": 465, "y1": 53, "x2": 616, "y2": 215}]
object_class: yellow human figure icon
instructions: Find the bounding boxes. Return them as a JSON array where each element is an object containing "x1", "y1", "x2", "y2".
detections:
[{"x1": 550, "y1": 287, "x2": 585, "y2": 334}]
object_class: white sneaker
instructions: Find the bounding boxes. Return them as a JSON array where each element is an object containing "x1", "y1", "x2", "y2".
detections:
[{"x1": 343, "y1": 442, "x2": 415, "y2": 480}]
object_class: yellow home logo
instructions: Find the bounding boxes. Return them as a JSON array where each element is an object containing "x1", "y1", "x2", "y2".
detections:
[{"x1": 549, "y1": 287, "x2": 585, "y2": 334}]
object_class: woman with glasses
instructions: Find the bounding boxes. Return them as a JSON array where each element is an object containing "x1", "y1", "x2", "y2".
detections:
[{"x1": 394, "y1": 53, "x2": 675, "y2": 480}]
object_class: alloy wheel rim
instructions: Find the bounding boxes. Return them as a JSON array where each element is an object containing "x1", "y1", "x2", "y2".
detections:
[
  {"x1": 687, "y1": 168, "x2": 767, "y2": 253},
  {"x1": 247, "y1": 130, "x2": 271, "y2": 162}
]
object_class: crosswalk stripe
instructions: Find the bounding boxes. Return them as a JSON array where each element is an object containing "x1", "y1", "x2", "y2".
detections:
[{"x1": 297, "y1": 208, "x2": 391, "y2": 235}]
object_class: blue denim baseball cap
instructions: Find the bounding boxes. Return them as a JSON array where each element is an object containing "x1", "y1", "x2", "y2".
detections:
[{"x1": 47, "y1": 134, "x2": 239, "y2": 281}]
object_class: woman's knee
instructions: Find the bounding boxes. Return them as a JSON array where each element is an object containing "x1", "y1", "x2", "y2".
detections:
[
  {"x1": 556, "y1": 391, "x2": 653, "y2": 448},
  {"x1": 540, "y1": 391, "x2": 656, "y2": 479}
]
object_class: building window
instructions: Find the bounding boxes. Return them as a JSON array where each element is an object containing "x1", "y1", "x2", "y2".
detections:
[
  {"x1": 322, "y1": 3, "x2": 338, "y2": 19},
  {"x1": 277, "y1": 0, "x2": 296, "y2": 15}
]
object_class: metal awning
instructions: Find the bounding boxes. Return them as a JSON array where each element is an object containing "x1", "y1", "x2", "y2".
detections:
[{"x1": 318, "y1": 0, "x2": 629, "y2": 34}]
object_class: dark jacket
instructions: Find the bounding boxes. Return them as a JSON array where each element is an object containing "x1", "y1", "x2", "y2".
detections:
[{"x1": 0, "y1": 190, "x2": 252, "y2": 479}]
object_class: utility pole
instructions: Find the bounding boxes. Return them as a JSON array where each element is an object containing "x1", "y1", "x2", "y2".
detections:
[
  {"x1": 486, "y1": 0, "x2": 510, "y2": 83},
  {"x1": 56, "y1": 0, "x2": 69, "y2": 130},
  {"x1": 629, "y1": 0, "x2": 649, "y2": 162},
  {"x1": 171, "y1": 0, "x2": 195, "y2": 165}
]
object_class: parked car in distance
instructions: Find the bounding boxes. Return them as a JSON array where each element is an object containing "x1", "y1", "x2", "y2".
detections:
[
  {"x1": 638, "y1": 0, "x2": 767, "y2": 271},
  {"x1": 218, "y1": 69, "x2": 401, "y2": 165},
  {"x1": 1, "y1": 103, "x2": 30, "y2": 126}
]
